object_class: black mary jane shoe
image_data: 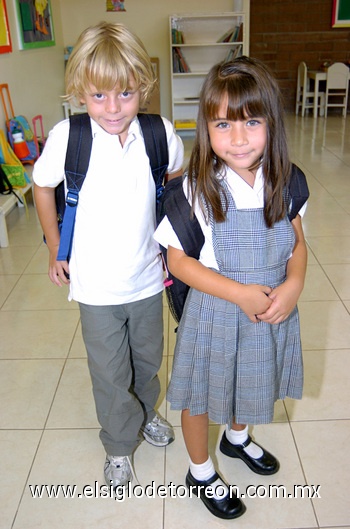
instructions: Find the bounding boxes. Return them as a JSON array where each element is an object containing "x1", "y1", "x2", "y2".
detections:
[
  {"x1": 185, "y1": 470, "x2": 246, "y2": 520},
  {"x1": 220, "y1": 432, "x2": 280, "y2": 475}
]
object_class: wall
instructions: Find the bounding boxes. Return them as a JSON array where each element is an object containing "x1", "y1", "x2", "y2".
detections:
[
  {"x1": 1, "y1": 0, "x2": 349, "y2": 136},
  {"x1": 250, "y1": 0, "x2": 350, "y2": 112},
  {"x1": 0, "y1": 0, "x2": 65, "y2": 134}
]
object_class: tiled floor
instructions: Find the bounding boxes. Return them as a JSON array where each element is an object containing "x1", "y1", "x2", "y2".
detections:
[{"x1": 1, "y1": 114, "x2": 350, "y2": 529}]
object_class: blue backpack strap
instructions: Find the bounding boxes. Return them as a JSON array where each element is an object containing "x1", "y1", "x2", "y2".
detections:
[
  {"x1": 57, "y1": 113, "x2": 92, "y2": 261},
  {"x1": 288, "y1": 164, "x2": 310, "y2": 221},
  {"x1": 138, "y1": 113, "x2": 169, "y2": 211}
]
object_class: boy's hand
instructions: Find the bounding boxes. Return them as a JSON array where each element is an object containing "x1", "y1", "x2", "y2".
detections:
[{"x1": 48, "y1": 252, "x2": 70, "y2": 286}]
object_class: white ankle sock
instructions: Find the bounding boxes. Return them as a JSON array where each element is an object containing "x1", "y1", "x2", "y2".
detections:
[
  {"x1": 225, "y1": 425, "x2": 264, "y2": 459},
  {"x1": 189, "y1": 456, "x2": 215, "y2": 481},
  {"x1": 189, "y1": 456, "x2": 229, "y2": 500}
]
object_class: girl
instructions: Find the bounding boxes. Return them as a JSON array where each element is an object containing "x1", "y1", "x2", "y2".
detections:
[{"x1": 155, "y1": 56, "x2": 307, "y2": 519}]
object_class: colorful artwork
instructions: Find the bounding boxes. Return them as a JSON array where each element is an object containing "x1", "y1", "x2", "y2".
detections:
[
  {"x1": 332, "y1": 0, "x2": 350, "y2": 27},
  {"x1": 106, "y1": 0, "x2": 126, "y2": 12},
  {"x1": 0, "y1": 0, "x2": 12, "y2": 53},
  {"x1": 15, "y1": 0, "x2": 55, "y2": 49}
]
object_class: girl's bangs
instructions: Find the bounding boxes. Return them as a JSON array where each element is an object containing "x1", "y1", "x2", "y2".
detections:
[{"x1": 205, "y1": 76, "x2": 266, "y2": 121}]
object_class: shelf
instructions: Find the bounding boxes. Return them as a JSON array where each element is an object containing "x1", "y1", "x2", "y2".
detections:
[
  {"x1": 173, "y1": 72, "x2": 207, "y2": 77},
  {"x1": 174, "y1": 99, "x2": 200, "y2": 105},
  {"x1": 170, "y1": 4, "x2": 250, "y2": 133},
  {"x1": 171, "y1": 42, "x2": 243, "y2": 48}
]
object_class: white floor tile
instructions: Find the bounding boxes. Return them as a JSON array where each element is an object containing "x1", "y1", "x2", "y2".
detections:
[
  {"x1": 0, "y1": 359, "x2": 65, "y2": 429},
  {"x1": 285, "y1": 349, "x2": 350, "y2": 420},
  {"x1": 0, "y1": 310, "x2": 80, "y2": 359},
  {"x1": 1, "y1": 274, "x2": 78, "y2": 311},
  {"x1": 291, "y1": 420, "x2": 350, "y2": 527},
  {"x1": 299, "y1": 300, "x2": 350, "y2": 350},
  {"x1": 0, "y1": 430, "x2": 42, "y2": 529},
  {"x1": 0, "y1": 246, "x2": 38, "y2": 275},
  {"x1": 0, "y1": 273, "x2": 19, "y2": 306}
]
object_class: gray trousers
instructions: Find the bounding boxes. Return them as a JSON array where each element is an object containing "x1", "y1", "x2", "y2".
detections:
[{"x1": 79, "y1": 292, "x2": 163, "y2": 456}]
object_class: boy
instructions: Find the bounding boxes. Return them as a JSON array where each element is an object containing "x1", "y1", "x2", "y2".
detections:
[{"x1": 33, "y1": 22, "x2": 184, "y2": 489}]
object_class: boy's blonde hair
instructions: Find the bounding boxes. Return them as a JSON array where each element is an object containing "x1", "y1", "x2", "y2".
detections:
[{"x1": 65, "y1": 22, "x2": 155, "y2": 105}]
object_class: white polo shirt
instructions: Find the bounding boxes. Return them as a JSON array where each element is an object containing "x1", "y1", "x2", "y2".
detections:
[{"x1": 34, "y1": 116, "x2": 184, "y2": 304}]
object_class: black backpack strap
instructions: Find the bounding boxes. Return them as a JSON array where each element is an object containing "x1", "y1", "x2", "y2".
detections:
[
  {"x1": 138, "y1": 113, "x2": 169, "y2": 205},
  {"x1": 57, "y1": 113, "x2": 92, "y2": 261},
  {"x1": 288, "y1": 164, "x2": 310, "y2": 221},
  {"x1": 64, "y1": 113, "x2": 93, "y2": 191},
  {"x1": 159, "y1": 176, "x2": 204, "y2": 323},
  {"x1": 163, "y1": 176, "x2": 204, "y2": 258}
]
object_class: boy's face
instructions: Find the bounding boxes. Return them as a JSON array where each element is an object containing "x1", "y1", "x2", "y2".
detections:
[{"x1": 80, "y1": 78, "x2": 141, "y2": 145}]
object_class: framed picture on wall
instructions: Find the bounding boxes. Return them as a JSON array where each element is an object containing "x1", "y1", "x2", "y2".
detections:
[
  {"x1": 15, "y1": 0, "x2": 55, "y2": 49},
  {"x1": 0, "y1": 0, "x2": 12, "y2": 53},
  {"x1": 332, "y1": 0, "x2": 350, "y2": 27}
]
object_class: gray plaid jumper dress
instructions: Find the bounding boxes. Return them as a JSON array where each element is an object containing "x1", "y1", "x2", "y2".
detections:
[{"x1": 167, "y1": 181, "x2": 303, "y2": 425}]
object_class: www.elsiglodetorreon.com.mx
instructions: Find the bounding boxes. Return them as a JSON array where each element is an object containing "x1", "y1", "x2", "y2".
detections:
[{"x1": 28, "y1": 481, "x2": 321, "y2": 501}]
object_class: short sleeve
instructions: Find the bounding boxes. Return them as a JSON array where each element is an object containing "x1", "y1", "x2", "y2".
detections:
[
  {"x1": 154, "y1": 215, "x2": 183, "y2": 250},
  {"x1": 162, "y1": 117, "x2": 184, "y2": 175},
  {"x1": 33, "y1": 119, "x2": 70, "y2": 188}
]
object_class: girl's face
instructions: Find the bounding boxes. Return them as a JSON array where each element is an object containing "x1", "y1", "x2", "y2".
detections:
[
  {"x1": 80, "y1": 77, "x2": 140, "y2": 146},
  {"x1": 207, "y1": 98, "x2": 267, "y2": 185}
]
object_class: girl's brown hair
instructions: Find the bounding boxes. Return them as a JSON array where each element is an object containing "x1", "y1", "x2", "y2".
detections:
[
  {"x1": 64, "y1": 22, "x2": 155, "y2": 106},
  {"x1": 188, "y1": 56, "x2": 291, "y2": 227}
]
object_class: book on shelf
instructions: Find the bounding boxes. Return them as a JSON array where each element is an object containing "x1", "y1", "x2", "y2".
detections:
[
  {"x1": 174, "y1": 119, "x2": 197, "y2": 129},
  {"x1": 217, "y1": 23, "x2": 243, "y2": 43},
  {"x1": 217, "y1": 27, "x2": 236, "y2": 43},
  {"x1": 224, "y1": 44, "x2": 243, "y2": 63},
  {"x1": 236, "y1": 22, "x2": 243, "y2": 43},
  {"x1": 172, "y1": 28, "x2": 184, "y2": 44},
  {"x1": 172, "y1": 47, "x2": 190, "y2": 73}
]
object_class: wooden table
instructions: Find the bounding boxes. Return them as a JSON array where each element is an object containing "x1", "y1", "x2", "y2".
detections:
[{"x1": 307, "y1": 69, "x2": 350, "y2": 118}]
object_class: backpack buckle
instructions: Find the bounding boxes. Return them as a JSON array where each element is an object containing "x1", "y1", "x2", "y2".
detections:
[{"x1": 66, "y1": 190, "x2": 79, "y2": 207}]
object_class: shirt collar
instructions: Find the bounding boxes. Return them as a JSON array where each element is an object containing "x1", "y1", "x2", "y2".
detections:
[
  {"x1": 225, "y1": 165, "x2": 264, "y2": 191},
  {"x1": 89, "y1": 115, "x2": 139, "y2": 149}
]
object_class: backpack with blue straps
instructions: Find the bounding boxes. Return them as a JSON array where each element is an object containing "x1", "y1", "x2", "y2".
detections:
[{"x1": 55, "y1": 112, "x2": 169, "y2": 261}]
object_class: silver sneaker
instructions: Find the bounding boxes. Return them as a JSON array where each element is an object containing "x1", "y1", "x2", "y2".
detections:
[
  {"x1": 141, "y1": 414, "x2": 175, "y2": 447},
  {"x1": 104, "y1": 455, "x2": 133, "y2": 489}
]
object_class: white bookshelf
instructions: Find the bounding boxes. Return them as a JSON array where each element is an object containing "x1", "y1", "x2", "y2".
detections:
[{"x1": 170, "y1": 3, "x2": 250, "y2": 134}]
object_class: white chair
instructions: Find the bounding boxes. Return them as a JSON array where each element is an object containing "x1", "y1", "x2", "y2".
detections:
[
  {"x1": 295, "y1": 62, "x2": 325, "y2": 117},
  {"x1": 324, "y1": 62, "x2": 349, "y2": 118}
]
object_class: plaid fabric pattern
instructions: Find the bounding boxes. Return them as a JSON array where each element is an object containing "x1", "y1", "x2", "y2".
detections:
[{"x1": 168, "y1": 183, "x2": 303, "y2": 425}]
